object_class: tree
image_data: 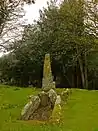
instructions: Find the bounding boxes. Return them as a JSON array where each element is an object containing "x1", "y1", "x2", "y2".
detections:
[
  {"x1": 0, "y1": 0, "x2": 97, "y2": 89},
  {"x1": 0, "y1": 0, "x2": 35, "y2": 51},
  {"x1": 36, "y1": 0, "x2": 97, "y2": 88},
  {"x1": 58, "y1": 0, "x2": 97, "y2": 89}
]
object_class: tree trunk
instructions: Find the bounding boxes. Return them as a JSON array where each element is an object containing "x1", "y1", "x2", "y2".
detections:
[
  {"x1": 76, "y1": 61, "x2": 79, "y2": 88},
  {"x1": 78, "y1": 57, "x2": 85, "y2": 88},
  {"x1": 76, "y1": 45, "x2": 85, "y2": 88},
  {"x1": 72, "y1": 66, "x2": 75, "y2": 88},
  {"x1": 62, "y1": 59, "x2": 71, "y2": 87},
  {"x1": 84, "y1": 52, "x2": 88, "y2": 89}
]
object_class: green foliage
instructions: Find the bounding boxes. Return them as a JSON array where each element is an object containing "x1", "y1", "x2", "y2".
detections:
[
  {"x1": 0, "y1": 0, "x2": 35, "y2": 52},
  {"x1": 0, "y1": 0, "x2": 98, "y2": 89}
]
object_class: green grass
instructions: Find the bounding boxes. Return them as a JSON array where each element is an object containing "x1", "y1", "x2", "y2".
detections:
[{"x1": 0, "y1": 85, "x2": 98, "y2": 131}]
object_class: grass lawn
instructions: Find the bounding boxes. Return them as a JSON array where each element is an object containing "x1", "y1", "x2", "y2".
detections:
[{"x1": 0, "y1": 85, "x2": 98, "y2": 131}]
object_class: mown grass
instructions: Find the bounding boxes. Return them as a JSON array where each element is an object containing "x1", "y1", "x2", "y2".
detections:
[{"x1": 0, "y1": 85, "x2": 98, "y2": 131}]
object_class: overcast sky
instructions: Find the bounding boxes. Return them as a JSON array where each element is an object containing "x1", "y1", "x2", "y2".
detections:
[
  {"x1": 23, "y1": 0, "x2": 62, "y2": 24},
  {"x1": 23, "y1": 0, "x2": 49, "y2": 24},
  {"x1": 0, "y1": 0, "x2": 50, "y2": 56},
  {"x1": 0, "y1": 0, "x2": 63, "y2": 56}
]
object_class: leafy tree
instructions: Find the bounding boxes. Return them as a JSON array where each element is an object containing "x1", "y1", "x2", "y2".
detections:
[
  {"x1": 0, "y1": 0, "x2": 35, "y2": 51},
  {"x1": 33, "y1": 0, "x2": 98, "y2": 88},
  {"x1": 0, "y1": 0, "x2": 98, "y2": 89}
]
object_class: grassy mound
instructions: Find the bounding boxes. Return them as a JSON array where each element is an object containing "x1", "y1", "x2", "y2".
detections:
[{"x1": 0, "y1": 85, "x2": 98, "y2": 131}]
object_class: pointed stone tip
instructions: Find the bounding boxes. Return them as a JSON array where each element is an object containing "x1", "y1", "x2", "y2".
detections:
[{"x1": 45, "y1": 54, "x2": 50, "y2": 57}]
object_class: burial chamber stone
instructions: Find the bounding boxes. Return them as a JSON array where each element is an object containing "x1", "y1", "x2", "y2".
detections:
[
  {"x1": 42, "y1": 54, "x2": 53, "y2": 91},
  {"x1": 20, "y1": 88, "x2": 71, "y2": 121},
  {"x1": 20, "y1": 54, "x2": 71, "y2": 121},
  {"x1": 38, "y1": 91, "x2": 49, "y2": 107},
  {"x1": 48, "y1": 89, "x2": 57, "y2": 107},
  {"x1": 20, "y1": 89, "x2": 58, "y2": 121},
  {"x1": 21, "y1": 96, "x2": 41, "y2": 120}
]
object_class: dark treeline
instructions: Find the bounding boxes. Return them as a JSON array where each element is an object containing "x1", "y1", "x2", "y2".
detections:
[{"x1": 0, "y1": 0, "x2": 98, "y2": 89}]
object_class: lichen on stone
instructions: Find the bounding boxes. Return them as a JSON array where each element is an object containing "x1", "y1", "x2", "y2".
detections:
[
  {"x1": 20, "y1": 54, "x2": 71, "y2": 122},
  {"x1": 42, "y1": 54, "x2": 54, "y2": 91},
  {"x1": 49, "y1": 103, "x2": 62, "y2": 123}
]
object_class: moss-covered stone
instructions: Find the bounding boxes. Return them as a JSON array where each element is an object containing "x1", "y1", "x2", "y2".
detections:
[
  {"x1": 42, "y1": 54, "x2": 55, "y2": 91},
  {"x1": 49, "y1": 103, "x2": 62, "y2": 123}
]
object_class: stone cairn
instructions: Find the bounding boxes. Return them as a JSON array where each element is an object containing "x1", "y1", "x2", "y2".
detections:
[{"x1": 20, "y1": 54, "x2": 71, "y2": 122}]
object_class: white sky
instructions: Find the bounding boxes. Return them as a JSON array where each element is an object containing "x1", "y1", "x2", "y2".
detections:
[
  {"x1": 23, "y1": 0, "x2": 62, "y2": 24},
  {"x1": 23, "y1": 0, "x2": 49, "y2": 24},
  {"x1": 0, "y1": 0, "x2": 62, "y2": 57},
  {"x1": 0, "y1": 0, "x2": 50, "y2": 56}
]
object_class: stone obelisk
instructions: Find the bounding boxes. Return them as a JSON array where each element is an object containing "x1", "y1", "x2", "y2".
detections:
[{"x1": 42, "y1": 54, "x2": 54, "y2": 91}]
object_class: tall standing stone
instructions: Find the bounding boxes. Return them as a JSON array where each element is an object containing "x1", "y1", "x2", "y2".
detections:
[
  {"x1": 20, "y1": 53, "x2": 68, "y2": 121},
  {"x1": 42, "y1": 54, "x2": 54, "y2": 91}
]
